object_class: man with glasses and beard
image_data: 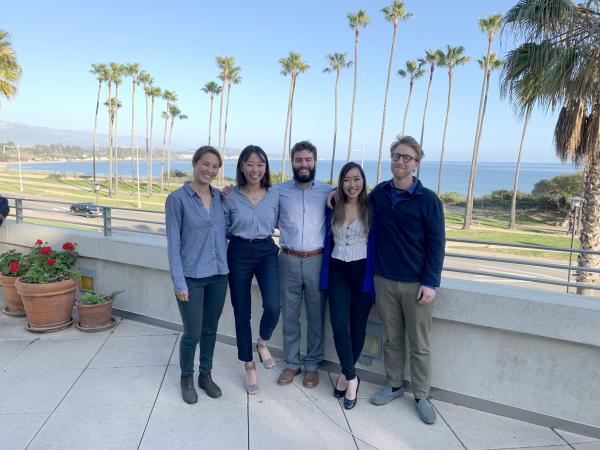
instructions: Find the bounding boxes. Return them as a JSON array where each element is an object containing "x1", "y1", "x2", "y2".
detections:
[{"x1": 276, "y1": 141, "x2": 333, "y2": 388}]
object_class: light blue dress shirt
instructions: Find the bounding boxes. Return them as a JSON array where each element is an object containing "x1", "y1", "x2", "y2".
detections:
[
  {"x1": 165, "y1": 182, "x2": 228, "y2": 292},
  {"x1": 223, "y1": 186, "x2": 279, "y2": 239},
  {"x1": 276, "y1": 180, "x2": 334, "y2": 252}
]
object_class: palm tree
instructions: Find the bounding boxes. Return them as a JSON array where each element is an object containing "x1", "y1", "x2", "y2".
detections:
[
  {"x1": 0, "y1": 30, "x2": 22, "y2": 107},
  {"x1": 216, "y1": 57, "x2": 235, "y2": 151},
  {"x1": 104, "y1": 97, "x2": 122, "y2": 194},
  {"x1": 279, "y1": 51, "x2": 310, "y2": 180},
  {"x1": 201, "y1": 81, "x2": 222, "y2": 145},
  {"x1": 436, "y1": 45, "x2": 470, "y2": 195},
  {"x1": 346, "y1": 10, "x2": 371, "y2": 161},
  {"x1": 105, "y1": 63, "x2": 116, "y2": 196},
  {"x1": 124, "y1": 63, "x2": 140, "y2": 201},
  {"x1": 474, "y1": 54, "x2": 504, "y2": 158},
  {"x1": 501, "y1": 0, "x2": 600, "y2": 292},
  {"x1": 160, "y1": 90, "x2": 178, "y2": 193},
  {"x1": 463, "y1": 14, "x2": 503, "y2": 230},
  {"x1": 89, "y1": 63, "x2": 108, "y2": 194},
  {"x1": 145, "y1": 86, "x2": 162, "y2": 195},
  {"x1": 166, "y1": 105, "x2": 188, "y2": 189},
  {"x1": 109, "y1": 63, "x2": 124, "y2": 193},
  {"x1": 397, "y1": 60, "x2": 425, "y2": 136},
  {"x1": 417, "y1": 49, "x2": 444, "y2": 176},
  {"x1": 138, "y1": 71, "x2": 153, "y2": 199},
  {"x1": 221, "y1": 67, "x2": 242, "y2": 169},
  {"x1": 323, "y1": 53, "x2": 353, "y2": 183},
  {"x1": 376, "y1": 2, "x2": 413, "y2": 184}
]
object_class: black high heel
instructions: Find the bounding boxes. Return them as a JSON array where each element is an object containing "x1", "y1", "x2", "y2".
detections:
[
  {"x1": 344, "y1": 377, "x2": 360, "y2": 410},
  {"x1": 333, "y1": 374, "x2": 347, "y2": 398}
]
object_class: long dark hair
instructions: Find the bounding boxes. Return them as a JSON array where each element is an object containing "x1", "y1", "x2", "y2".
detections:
[
  {"x1": 236, "y1": 145, "x2": 271, "y2": 188},
  {"x1": 332, "y1": 162, "x2": 370, "y2": 232}
]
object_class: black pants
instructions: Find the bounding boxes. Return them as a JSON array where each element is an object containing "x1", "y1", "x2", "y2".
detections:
[
  {"x1": 328, "y1": 257, "x2": 373, "y2": 380},
  {"x1": 177, "y1": 275, "x2": 228, "y2": 377},
  {"x1": 227, "y1": 237, "x2": 281, "y2": 362}
]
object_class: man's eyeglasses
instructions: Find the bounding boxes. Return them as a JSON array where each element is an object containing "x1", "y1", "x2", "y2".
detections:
[{"x1": 391, "y1": 153, "x2": 416, "y2": 163}]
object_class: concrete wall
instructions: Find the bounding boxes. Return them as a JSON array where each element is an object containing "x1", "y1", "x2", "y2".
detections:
[{"x1": 1, "y1": 222, "x2": 599, "y2": 435}]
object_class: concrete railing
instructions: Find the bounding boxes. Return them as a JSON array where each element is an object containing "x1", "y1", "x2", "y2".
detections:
[{"x1": 1, "y1": 221, "x2": 598, "y2": 438}]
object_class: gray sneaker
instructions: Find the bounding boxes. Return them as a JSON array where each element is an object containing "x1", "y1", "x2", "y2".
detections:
[
  {"x1": 370, "y1": 385, "x2": 404, "y2": 406},
  {"x1": 415, "y1": 399, "x2": 436, "y2": 424}
]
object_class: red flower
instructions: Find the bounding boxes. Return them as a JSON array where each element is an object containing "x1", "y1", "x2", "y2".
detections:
[
  {"x1": 62, "y1": 242, "x2": 76, "y2": 251},
  {"x1": 8, "y1": 261, "x2": 20, "y2": 273},
  {"x1": 35, "y1": 239, "x2": 43, "y2": 246},
  {"x1": 40, "y1": 246, "x2": 52, "y2": 255},
  {"x1": 47, "y1": 258, "x2": 56, "y2": 266}
]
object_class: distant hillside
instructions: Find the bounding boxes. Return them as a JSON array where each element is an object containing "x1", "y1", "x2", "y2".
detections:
[{"x1": 0, "y1": 120, "x2": 144, "y2": 148}]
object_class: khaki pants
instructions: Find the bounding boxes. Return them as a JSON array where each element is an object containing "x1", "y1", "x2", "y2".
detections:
[{"x1": 374, "y1": 275, "x2": 433, "y2": 399}]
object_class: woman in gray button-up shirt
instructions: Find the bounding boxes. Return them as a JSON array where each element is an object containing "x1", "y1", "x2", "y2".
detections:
[
  {"x1": 222, "y1": 145, "x2": 280, "y2": 395},
  {"x1": 165, "y1": 146, "x2": 229, "y2": 404}
]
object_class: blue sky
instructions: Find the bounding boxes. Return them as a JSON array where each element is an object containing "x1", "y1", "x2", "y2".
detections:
[{"x1": 1, "y1": 0, "x2": 563, "y2": 162}]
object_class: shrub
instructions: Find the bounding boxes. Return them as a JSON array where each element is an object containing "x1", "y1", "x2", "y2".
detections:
[{"x1": 440, "y1": 192, "x2": 465, "y2": 204}]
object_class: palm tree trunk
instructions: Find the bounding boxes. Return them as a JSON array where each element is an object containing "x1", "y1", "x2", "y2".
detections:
[
  {"x1": 509, "y1": 110, "x2": 531, "y2": 229},
  {"x1": 148, "y1": 97, "x2": 155, "y2": 195},
  {"x1": 107, "y1": 82, "x2": 113, "y2": 197},
  {"x1": 130, "y1": 79, "x2": 137, "y2": 196},
  {"x1": 160, "y1": 103, "x2": 169, "y2": 194},
  {"x1": 402, "y1": 80, "x2": 414, "y2": 136},
  {"x1": 418, "y1": 66, "x2": 434, "y2": 178},
  {"x1": 287, "y1": 76, "x2": 297, "y2": 166},
  {"x1": 144, "y1": 91, "x2": 150, "y2": 196},
  {"x1": 167, "y1": 116, "x2": 175, "y2": 190},
  {"x1": 218, "y1": 78, "x2": 226, "y2": 156},
  {"x1": 281, "y1": 77, "x2": 294, "y2": 181},
  {"x1": 577, "y1": 145, "x2": 600, "y2": 295},
  {"x1": 377, "y1": 22, "x2": 398, "y2": 184},
  {"x1": 329, "y1": 70, "x2": 340, "y2": 184},
  {"x1": 208, "y1": 94, "x2": 214, "y2": 145},
  {"x1": 92, "y1": 79, "x2": 102, "y2": 190},
  {"x1": 437, "y1": 68, "x2": 454, "y2": 195},
  {"x1": 222, "y1": 82, "x2": 233, "y2": 187},
  {"x1": 347, "y1": 28, "x2": 360, "y2": 162},
  {"x1": 463, "y1": 35, "x2": 494, "y2": 230},
  {"x1": 114, "y1": 84, "x2": 120, "y2": 193}
]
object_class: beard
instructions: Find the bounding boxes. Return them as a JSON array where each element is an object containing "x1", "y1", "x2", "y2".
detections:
[{"x1": 292, "y1": 166, "x2": 316, "y2": 183}]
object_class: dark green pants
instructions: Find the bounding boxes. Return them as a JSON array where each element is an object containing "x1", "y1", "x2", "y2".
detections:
[
  {"x1": 177, "y1": 275, "x2": 227, "y2": 377},
  {"x1": 374, "y1": 276, "x2": 433, "y2": 399}
]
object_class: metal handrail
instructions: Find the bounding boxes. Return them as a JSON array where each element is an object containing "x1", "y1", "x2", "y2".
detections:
[{"x1": 3, "y1": 195, "x2": 599, "y2": 293}]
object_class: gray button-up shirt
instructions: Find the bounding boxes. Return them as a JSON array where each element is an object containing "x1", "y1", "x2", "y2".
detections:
[
  {"x1": 276, "y1": 180, "x2": 334, "y2": 252},
  {"x1": 165, "y1": 182, "x2": 228, "y2": 292},
  {"x1": 223, "y1": 186, "x2": 279, "y2": 239}
]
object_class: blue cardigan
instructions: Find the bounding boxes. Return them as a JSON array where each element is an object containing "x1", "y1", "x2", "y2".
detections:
[{"x1": 319, "y1": 205, "x2": 376, "y2": 298}]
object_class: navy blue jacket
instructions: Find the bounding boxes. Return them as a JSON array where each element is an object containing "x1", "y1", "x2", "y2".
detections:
[
  {"x1": 0, "y1": 196, "x2": 8, "y2": 225},
  {"x1": 319, "y1": 205, "x2": 376, "y2": 297},
  {"x1": 369, "y1": 179, "x2": 445, "y2": 287}
]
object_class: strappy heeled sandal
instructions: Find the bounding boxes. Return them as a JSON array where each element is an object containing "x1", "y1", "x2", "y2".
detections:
[
  {"x1": 256, "y1": 342, "x2": 276, "y2": 369},
  {"x1": 245, "y1": 361, "x2": 258, "y2": 395}
]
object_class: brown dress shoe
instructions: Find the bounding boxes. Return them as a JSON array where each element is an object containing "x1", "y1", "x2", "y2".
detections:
[
  {"x1": 277, "y1": 368, "x2": 301, "y2": 385},
  {"x1": 303, "y1": 370, "x2": 319, "y2": 388}
]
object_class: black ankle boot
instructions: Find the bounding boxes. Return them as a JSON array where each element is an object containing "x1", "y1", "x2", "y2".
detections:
[
  {"x1": 180, "y1": 376, "x2": 198, "y2": 404},
  {"x1": 198, "y1": 372, "x2": 222, "y2": 398}
]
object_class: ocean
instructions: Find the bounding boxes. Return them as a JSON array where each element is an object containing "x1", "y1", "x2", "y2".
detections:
[{"x1": 10, "y1": 159, "x2": 578, "y2": 196}]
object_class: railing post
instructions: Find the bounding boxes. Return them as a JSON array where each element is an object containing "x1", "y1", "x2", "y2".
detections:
[
  {"x1": 103, "y1": 207, "x2": 112, "y2": 237},
  {"x1": 15, "y1": 198, "x2": 23, "y2": 223}
]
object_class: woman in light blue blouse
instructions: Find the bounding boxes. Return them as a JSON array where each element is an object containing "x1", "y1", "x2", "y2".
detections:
[
  {"x1": 165, "y1": 146, "x2": 228, "y2": 405},
  {"x1": 223, "y1": 145, "x2": 280, "y2": 395}
]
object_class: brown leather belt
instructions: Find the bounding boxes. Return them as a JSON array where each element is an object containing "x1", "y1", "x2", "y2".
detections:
[{"x1": 282, "y1": 247, "x2": 324, "y2": 258}]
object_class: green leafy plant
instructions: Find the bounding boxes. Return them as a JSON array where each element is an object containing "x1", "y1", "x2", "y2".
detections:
[
  {"x1": 20, "y1": 240, "x2": 79, "y2": 284},
  {"x1": 78, "y1": 290, "x2": 123, "y2": 305},
  {"x1": 0, "y1": 249, "x2": 25, "y2": 277}
]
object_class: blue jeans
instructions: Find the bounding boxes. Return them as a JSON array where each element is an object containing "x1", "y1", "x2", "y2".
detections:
[
  {"x1": 177, "y1": 275, "x2": 228, "y2": 377},
  {"x1": 227, "y1": 237, "x2": 280, "y2": 362}
]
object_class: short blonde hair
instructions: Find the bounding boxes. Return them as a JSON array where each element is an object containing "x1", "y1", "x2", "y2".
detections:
[{"x1": 390, "y1": 135, "x2": 424, "y2": 161}]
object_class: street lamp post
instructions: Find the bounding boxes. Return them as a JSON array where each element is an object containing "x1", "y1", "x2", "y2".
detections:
[{"x1": 566, "y1": 196, "x2": 584, "y2": 293}]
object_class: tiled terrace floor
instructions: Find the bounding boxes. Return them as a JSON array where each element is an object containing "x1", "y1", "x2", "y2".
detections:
[{"x1": 0, "y1": 314, "x2": 598, "y2": 450}]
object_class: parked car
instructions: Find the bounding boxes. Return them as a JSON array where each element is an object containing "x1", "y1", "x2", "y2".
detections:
[{"x1": 69, "y1": 202, "x2": 102, "y2": 217}]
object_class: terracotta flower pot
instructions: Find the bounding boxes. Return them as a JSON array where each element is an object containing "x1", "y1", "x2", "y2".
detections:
[
  {"x1": 0, "y1": 273, "x2": 25, "y2": 314},
  {"x1": 76, "y1": 299, "x2": 113, "y2": 329},
  {"x1": 15, "y1": 277, "x2": 77, "y2": 332}
]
